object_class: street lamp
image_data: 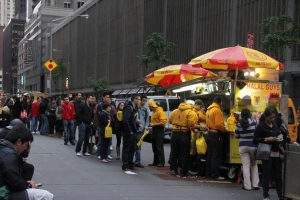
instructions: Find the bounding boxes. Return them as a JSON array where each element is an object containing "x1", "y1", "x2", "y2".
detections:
[
  {"x1": 49, "y1": 14, "x2": 89, "y2": 95},
  {"x1": 53, "y1": 49, "x2": 70, "y2": 92},
  {"x1": 5, "y1": 72, "x2": 15, "y2": 95}
]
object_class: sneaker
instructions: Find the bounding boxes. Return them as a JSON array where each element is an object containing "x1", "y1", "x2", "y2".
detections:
[
  {"x1": 64, "y1": 141, "x2": 68, "y2": 145},
  {"x1": 97, "y1": 156, "x2": 101, "y2": 160},
  {"x1": 171, "y1": 170, "x2": 178, "y2": 176},
  {"x1": 70, "y1": 141, "x2": 75, "y2": 145},
  {"x1": 101, "y1": 159, "x2": 108, "y2": 163},
  {"x1": 107, "y1": 155, "x2": 114, "y2": 160},
  {"x1": 110, "y1": 145, "x2": 113, "y2": 151},
  {"x1": 213, "y1": 176, "x2": 225, "y2": 180},
  {"x1": 123, "y1": 168, "x2": 130, "y2": 171},
  {"x1": 31, "y1": 132, "x2": 36, "y2": 135},
  {"x1": 83, "y1": 153, "x2": 91, "y2": 156},
  {"x1": 129, "y1": 166, "x2": 139, "y2": 171},
  {"x1": 76, "y1": 152, "x2": 82, "y2": 156},
  {"x1": 263, "y1": 197, "x2": 270, "y2": 200}
]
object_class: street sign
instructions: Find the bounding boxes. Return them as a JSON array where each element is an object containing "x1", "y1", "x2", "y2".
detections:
[{"x1": 44, "y1": 59, "x2": 57, "y2": 71}]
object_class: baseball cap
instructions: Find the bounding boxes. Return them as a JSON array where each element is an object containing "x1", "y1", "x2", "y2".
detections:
[
  {"x1": 195, "y1": 99, "x2": 204, "y2": 107},
  {"x1": 148, "y1": 101, "x2": 158, "y2": 108},
  {"x1": 213, "y1": 97, "x2": 222, "y2": 103},
  {"x1": 6, "y1": 119, "x2": 24, "y2": 130}
]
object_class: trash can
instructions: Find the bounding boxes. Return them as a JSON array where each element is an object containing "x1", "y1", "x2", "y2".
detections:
[{"x1": 283, "y1": 144, "x2": 300, "y2": 200}]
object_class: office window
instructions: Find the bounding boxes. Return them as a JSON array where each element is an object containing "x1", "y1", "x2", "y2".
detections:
[
  {"x1": 64, "y1": 2, "x2": 71, "y2": 8},
  {"x1": 78, "y1": 1, "x2": 84, "y2": 8}
]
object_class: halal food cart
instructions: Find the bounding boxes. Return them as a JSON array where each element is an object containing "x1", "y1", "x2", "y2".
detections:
[{"x1": 171, "y1": 69, "x2": 295, "y2": 179}]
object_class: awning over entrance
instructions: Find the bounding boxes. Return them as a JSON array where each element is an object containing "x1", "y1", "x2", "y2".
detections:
[
  {"x1": 111, "y1": 89, "x2": 122, "y2": 95},
  {"x1": 112, "y1": 87, "x2": 155, "y2": 96}
]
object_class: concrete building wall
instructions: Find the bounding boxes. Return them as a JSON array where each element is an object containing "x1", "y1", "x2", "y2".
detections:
[
  {"x1": 38, "y1": 0, "x2": 300, "y2": 106},
  {"x1": 0, "y1": 26, "x2": 4, "y2": 70},
  {"x1": 0, "y1": 0, "x2": 16, "y2": 26},
  {"x1": 3, "y1": 19, "x2": 25, "y2": 95}
]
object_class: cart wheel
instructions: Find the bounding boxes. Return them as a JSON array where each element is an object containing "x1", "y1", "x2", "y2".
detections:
[{"x1": 227, "y1": 167, "x2": 237, "y2": 179}]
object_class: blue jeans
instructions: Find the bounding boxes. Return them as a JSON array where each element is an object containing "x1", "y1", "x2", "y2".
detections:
[
  {"x1": 40, "y1": 114, "x2": 49, "y2": 135},
  {"x1": 63, "y1": 120, "x2": 74, "y2": 141},
  {"x1": 75, "y1": 122, "x2": 91, "y2": 154},
  {"x1": 30, "y1": 117, "x2": 39, "y2": 132},
  {"x1": 134, "y1": 132, "x2": 142, "y2": 164}
]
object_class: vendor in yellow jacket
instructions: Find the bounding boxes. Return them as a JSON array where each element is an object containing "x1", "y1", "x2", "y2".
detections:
[
  {"x1": 205, "y1": 97, "x2": 228, "y2": 180},
  {"x1": 148, "y1": 101, "x2": 167, "y2": 167},
  {"x1": 169, "y1": 100, "x2": 197, "y2": 177}
]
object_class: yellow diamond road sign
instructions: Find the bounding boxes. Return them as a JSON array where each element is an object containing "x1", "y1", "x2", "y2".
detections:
[{"x1": 44, "y1": 59, "x2": 57, "y2": 71}]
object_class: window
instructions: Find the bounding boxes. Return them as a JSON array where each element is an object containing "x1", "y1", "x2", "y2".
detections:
[
  {"x1": 64, "y1": 2, "x2": 71, "y2": 8},
  {"x1": 78, "y1": 1, "x2": 84, "y2": 8},
  {"x1": 169, "y1": 99, "x2": 180, "y2": 111},
  {"x1": 153, "y1": 99, "x2": 167, "y2": 111}
]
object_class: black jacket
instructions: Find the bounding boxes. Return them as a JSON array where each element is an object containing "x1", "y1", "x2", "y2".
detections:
[
  {"x1": 253, "y1": 122, "x2": 281, "y2": 152},
  {"x1": 77, "y1": 102, "x2": 93, "y2": 124},
  {"x1": 39, "y1": 99, "x2": 48, "y2": 114},
  {"x1": 73, "y1": 99, "x2": 84, "y2": 121},
  {"x1": 122, "y1": 101, "x2": 138, "y2": 134},
  {"x1": 0, "y1": 140, "x2": 28, "y2": 191}
]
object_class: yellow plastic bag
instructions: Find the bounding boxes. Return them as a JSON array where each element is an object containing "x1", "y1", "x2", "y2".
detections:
[
  {"x1": 196, "y1": 135, "x2": 207, "y2": 155},
  {"x1": 105, "y1": 121, "x2": 112, "y2": 138},
  {"x1": 190, "y1": 130, "x2": 200, "y2": 155}
]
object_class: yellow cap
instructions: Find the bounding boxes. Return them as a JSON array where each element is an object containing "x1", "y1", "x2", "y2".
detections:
[{"x1": 148, "y1": 100, "x2": 158, "y2": 108}]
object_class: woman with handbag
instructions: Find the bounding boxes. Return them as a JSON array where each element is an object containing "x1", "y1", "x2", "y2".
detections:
[
  {"x1": 235, "y1": 108, "x2": 259, "y2": 191},
  {"x1": 99, "y1": 103, "x2": 112, "y2": 163},
  {"x1": 253, "y1": 107, "x2": 285, "y2": 200},
  {"x1": 113, "y1": 102, "x2": 125, "y2": 160}
]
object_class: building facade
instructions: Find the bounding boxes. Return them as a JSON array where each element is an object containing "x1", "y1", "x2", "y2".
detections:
[
  {"x1": 3, "y1": 19, "x2": 25, "y2": 95},
  {"x1": 17, "y1": 0, "x2": 89, "y2": 94},
  {"x1": 0, "y1": 26, "x2": 4, "y2": 70},
  {"x1": 0, "y1": 0, "x2": 16, "y2": 26},
  {"x1": 24, "y1": 0, "x2": 300, "y2": 106}
]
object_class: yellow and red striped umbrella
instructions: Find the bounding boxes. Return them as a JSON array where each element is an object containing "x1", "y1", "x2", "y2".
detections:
[
  {"x1": 145, "y1": 64, "x2": 217, "y2": 87},
  {"x1": 189, "y1": 46, "x2": 284, "y2": 70}
]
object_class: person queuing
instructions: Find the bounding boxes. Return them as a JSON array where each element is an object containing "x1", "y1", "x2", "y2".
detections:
[
  {"x1": 0, "y1": 124, "x2": 54, "y2": 200},
  {"x1": 148, "y1": 101, "x2": 167, "y2": 167},
  {"x1": 205, "y1": 97, "x2": 228, "y2": 180},
  {"x1": 98, "y1": 103, "x2": 113, "y2": 163},
  {"x1": 169, "y1": 100, "x2": 197, "y2": 177},
  {"x1": 253, "y1": 107, "x2": 285, "y2": 200},
  {"x1": 75, "y1": 95, "x2": 94, "y2": 156},
  {"x1": 55, "y1": 100, "x2": 64, "y2": 138},
  {"x1": 122, "y1": 94, "x2": 141, "y2": 171},
  {"x1": 73, "y1": 93, "x2": 84, "y2": 141},
  {"x1": 113, "y1": 102, "x2": 125, "y2": 160},
  {"x1": 97, "y1": 92, "x2": 116, "y2": 160},
  {"x1": 39, "y1": 98, "x2": 49, "y2": 135},
  {"x1": 62, "y1": 97, "x2": 76, "y2": 145},
  {"x1": 47, "y1": 98, "x2": 57, "y2": 137},
  {"x1": 134, "y1": 95, "x2": 149, "y2": 168},
  {"x1": 30, "y1": 97, "x2": 41, "y2": 134},
  {"x1": 235, "y1": 109, "x2": 259, "y2": 191}
]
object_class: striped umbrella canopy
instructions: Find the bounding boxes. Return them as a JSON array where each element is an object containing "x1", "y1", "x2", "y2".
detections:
[
  {"x1": 189, "y1": 46, "x2": 284, "y2": 70},
  {"x1": 145, "y1": 64, "x2": 217, "y2": 87}
]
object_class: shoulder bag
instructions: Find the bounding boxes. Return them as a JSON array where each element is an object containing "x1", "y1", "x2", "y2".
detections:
[{"x1": 255, "y1": 143, "x2": 271, "y2": 160}]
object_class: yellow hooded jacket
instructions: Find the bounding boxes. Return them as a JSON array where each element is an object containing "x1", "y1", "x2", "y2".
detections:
[
  {"x1": 169, "y1": 103, "x2": 197, "y2": 131},
  {"x1": 193, "y1": 108, "x2": 206, "y2": 123},
  {"x1": 206, "y1": 102, "x2": 227, "y2": 133},
  {"x1": 227, "y1": 110, "x2": 237, "y2": 132},
  {"x1": 150, "y1": 107, "x2": 167, "y2": 127}
]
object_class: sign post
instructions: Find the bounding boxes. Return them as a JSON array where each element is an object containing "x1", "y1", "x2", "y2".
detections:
[{"x1": 44, "y1": 59, "x2": 57, "y2": 95}]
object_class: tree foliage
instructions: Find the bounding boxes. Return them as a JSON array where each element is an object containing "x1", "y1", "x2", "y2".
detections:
[
  {"x1": 52, "y1": 58, "x2": 68, "y2": 91},
  {"x1": 138, "y1": 32, "x2": 176, "y2": 70},
  {"x1": 260, "y1": 15, "x2": 300, "y2": 53},
  {"x1": 87, "y1": 77, "x2": 109, "y2": 97}
]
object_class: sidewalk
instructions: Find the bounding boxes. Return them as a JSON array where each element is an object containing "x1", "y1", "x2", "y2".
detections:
[{"x1": 28, "y1": 135, "x2": 273, "y2": 200}]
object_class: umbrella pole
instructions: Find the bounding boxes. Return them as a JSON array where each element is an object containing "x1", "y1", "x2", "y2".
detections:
[{"x1": 233, "y1": 67, "x2": 238, "y2": 109}]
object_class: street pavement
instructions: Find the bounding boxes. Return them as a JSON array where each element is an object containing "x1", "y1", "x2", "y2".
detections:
[{"x1": 27, "y1": 134, "x2": 278, "y2": 200}]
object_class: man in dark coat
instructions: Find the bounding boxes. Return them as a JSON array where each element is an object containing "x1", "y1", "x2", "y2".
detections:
[{"x1": 0, "y1": 124, "x2": 54, "y2": 200}]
